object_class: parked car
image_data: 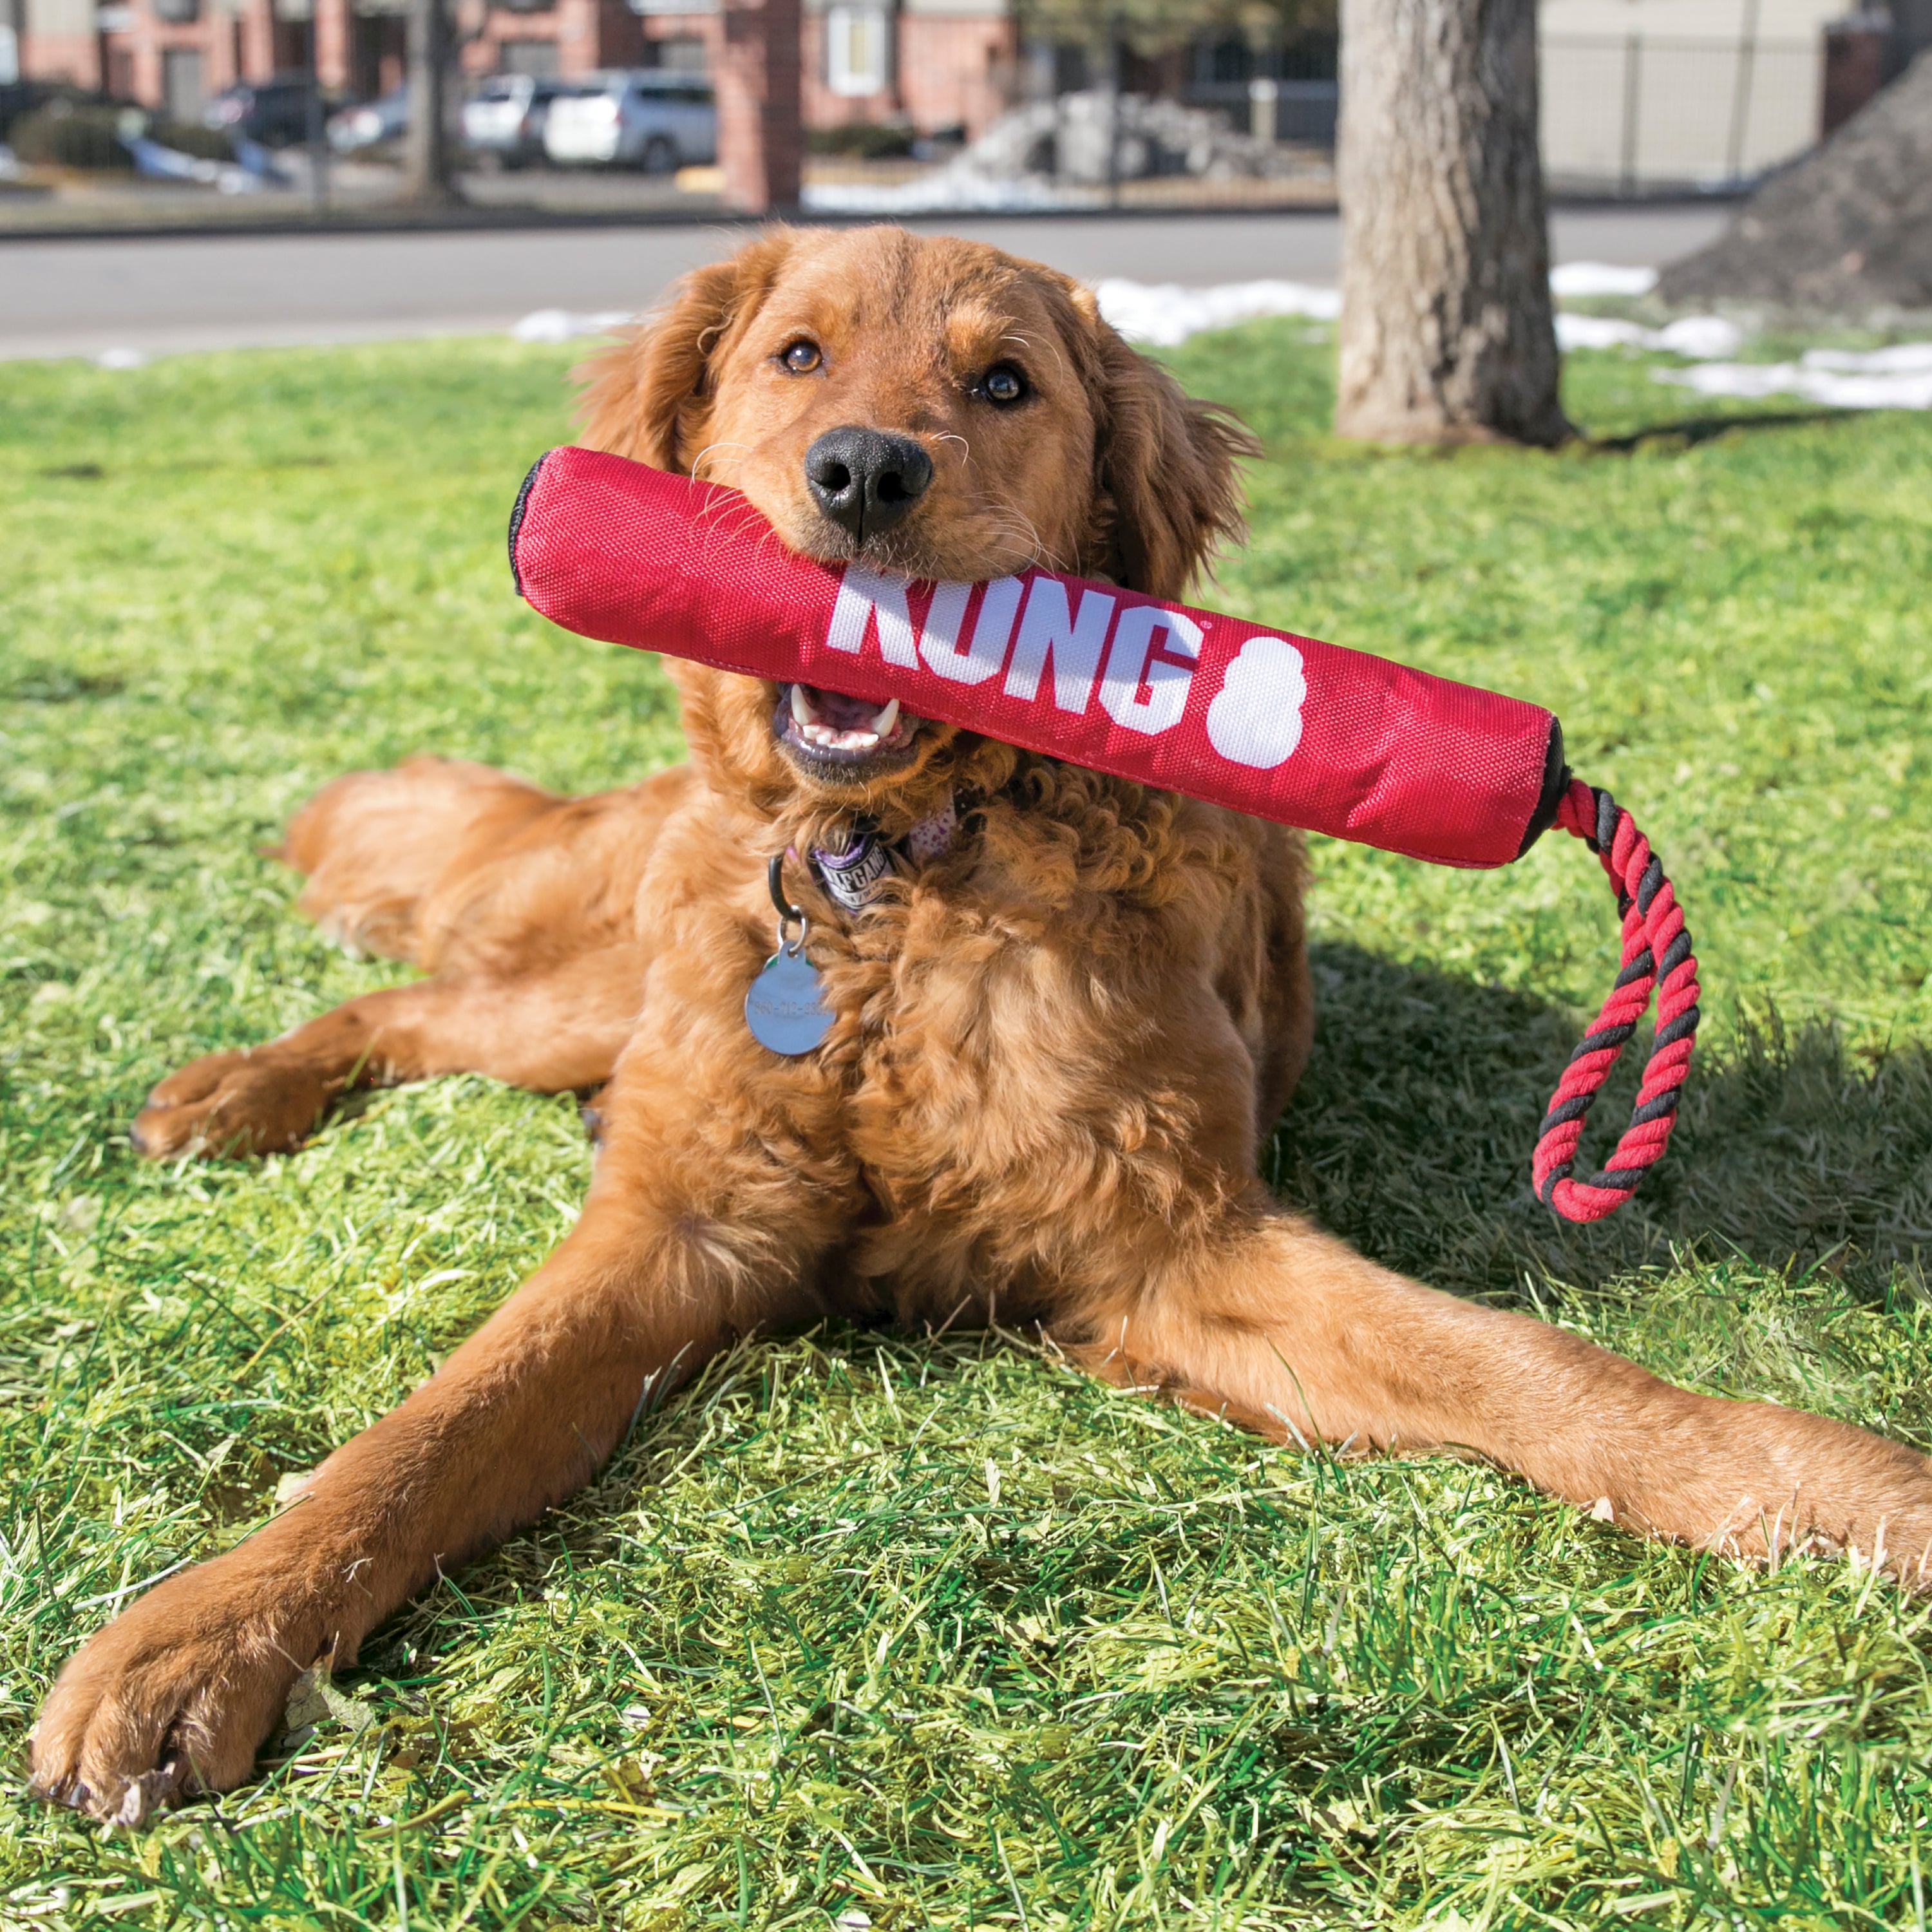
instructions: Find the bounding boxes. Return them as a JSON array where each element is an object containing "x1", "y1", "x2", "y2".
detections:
[
  {"x1": 203, "y1": 75, "x2": 322, "y2": 148},
  {"x1": 462, "y1": 73, "x2": 572, "y2": 169},
  {"x1": 327, "y1": 85, "x2": 408, "y2": 155},
  {"x1": 542, "y1": 70, "x2": 715, "y2": 171}
]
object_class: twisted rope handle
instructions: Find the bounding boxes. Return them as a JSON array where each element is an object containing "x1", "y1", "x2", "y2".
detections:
[{"x1": 1532, "y1": 779, "x2": 1701, "y2": 1223}]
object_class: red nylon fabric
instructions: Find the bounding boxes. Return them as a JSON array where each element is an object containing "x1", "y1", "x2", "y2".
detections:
[{"x1": 511, "y1": 446, "x2": 1557, "y2": 869}]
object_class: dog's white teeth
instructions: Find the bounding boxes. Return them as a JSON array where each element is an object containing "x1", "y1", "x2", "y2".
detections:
[
  {"x1": 790, "y1": 684, "x2": 817, "y2": 728},
  {"x1": 871, "y1": 697, "x2": 900, "y2": 737},
  {"x1": 799, "y1": 719, "x2": 880, "y2": 751}
]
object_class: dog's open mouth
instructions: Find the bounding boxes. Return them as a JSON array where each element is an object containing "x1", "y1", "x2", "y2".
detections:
[{"x1": 773, "y1": 682, "x2": 928, "y2": 777}]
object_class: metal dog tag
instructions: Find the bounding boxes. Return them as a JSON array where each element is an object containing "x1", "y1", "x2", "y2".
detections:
[{"x1": 746, "y1": 943, "x2": 834, "y2": 1056}]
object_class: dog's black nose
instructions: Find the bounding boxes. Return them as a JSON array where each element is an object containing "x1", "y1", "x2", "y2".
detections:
[{"x1": 804, "y1": 428, "x2": 933, "y2": 542}]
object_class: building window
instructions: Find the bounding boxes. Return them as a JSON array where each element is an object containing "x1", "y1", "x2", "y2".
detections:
[
  {"x1": 161, "y1": 46, "x2": 204, "y2": 118},
  {"x1": 499, "y1": 37, "x2": 560, "y2": 73},
  {"x1": 826, "y1": 5, "x2": 889, "y2": 97},
  {"x1": 654, "y1": 33, "x2": 706, "y2": 73}
]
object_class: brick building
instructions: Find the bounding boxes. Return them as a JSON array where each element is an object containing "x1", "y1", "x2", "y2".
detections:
[{"x1": 12, "y1": 0, "x2": 1016, "y2": 139}]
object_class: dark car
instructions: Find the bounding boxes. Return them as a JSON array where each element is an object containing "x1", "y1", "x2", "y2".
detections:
[{"x1": 203, "y1": 75, "x2": 321, "y2": 149}]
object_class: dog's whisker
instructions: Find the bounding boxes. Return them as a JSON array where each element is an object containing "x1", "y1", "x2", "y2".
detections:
[
  {"x1": 689, "y1": 441, "x2": 752, "y2": 484},
  {"x1": 981, "y1": 495, "x2": 1063, "y2": 575},
  {"x1": 1003, "y1": 328, "x2": 1077, "y2": 387}
]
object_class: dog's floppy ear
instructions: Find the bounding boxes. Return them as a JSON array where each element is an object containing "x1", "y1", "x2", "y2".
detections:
[
  {"x1": 574, "y1": 229, "x2": 799, "y2": 471},
  {"x1": 1072, "y1": 289, "x2": 1258, "y2": 601}
]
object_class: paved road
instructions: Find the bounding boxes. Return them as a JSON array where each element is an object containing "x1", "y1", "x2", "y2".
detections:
[{"x1": 1, "y1": 206, "x2": 1729, "y2": 363}]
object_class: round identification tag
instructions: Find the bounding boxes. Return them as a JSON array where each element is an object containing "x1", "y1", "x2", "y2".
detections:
[{"x1": 745, "y1": 944, "x2": 834, "y2": 1056}]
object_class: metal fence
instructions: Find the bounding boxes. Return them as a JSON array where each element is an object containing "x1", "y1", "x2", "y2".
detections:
[
  {"x1": 860, "y1": 30, "x2": 1823, "y2": 214},
  {"x1": 1182, "y1": 35, "x2": 1339, "y2": 147},
  {"x1": 1540, "y1": 35, "x2": 1821, "y2": 194}
]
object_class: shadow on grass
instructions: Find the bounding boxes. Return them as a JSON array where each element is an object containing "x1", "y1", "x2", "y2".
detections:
[
  {"x1": 1584, "y1": 410, "x2": 1853, "y2": 455},
  {"x1": 1267, "y1": 942, "x2": 1932, "y2": 1305}
]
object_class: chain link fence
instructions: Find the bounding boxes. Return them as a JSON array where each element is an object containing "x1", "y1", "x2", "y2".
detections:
[{"x1": 1541, "y1": 35, "x2": 1821, "y2": 195}]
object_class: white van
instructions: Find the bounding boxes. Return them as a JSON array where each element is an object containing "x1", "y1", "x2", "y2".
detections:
[{"x1": 542, "y1": 70, "x2": 716, "y2": 171}]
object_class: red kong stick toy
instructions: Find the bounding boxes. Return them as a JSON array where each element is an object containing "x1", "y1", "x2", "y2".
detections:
[{"x1": 510, "y1": 444, "x2": 1701, "y2": 1224}]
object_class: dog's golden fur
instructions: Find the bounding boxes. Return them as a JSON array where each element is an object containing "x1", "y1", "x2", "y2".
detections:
[{"x1": 31, "y1": 225, "x2": 1932, "y2": 1824}]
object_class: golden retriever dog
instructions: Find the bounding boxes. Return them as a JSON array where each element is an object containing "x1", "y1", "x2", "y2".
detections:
[{"x1": 31, "y1": 225, "x2": 1932, "y2": 1824}]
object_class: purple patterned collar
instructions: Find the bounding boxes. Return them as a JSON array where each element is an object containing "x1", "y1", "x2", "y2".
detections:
[{"x1": 810, "y1": 797, "x2": 960, "y2": 915}]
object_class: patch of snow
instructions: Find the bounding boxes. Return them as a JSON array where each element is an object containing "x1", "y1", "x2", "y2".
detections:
[
  {"x1": 511, "y1": 308, "x2": 634, "y2": 344},
  {"x1": 1549, "y1": 261, "x2": 1659, "y2": 298},
  {"x1": 1801, "y1": 340, "x2": 1932, "y2": 374},
  {"x1": 1083, "y1": 274, "x2": 1742, "y2": 354},
  {"x1": 803, "y1": 89, "x2": 1322, "y2": 214},
  {"x1": 1654, "y1": 314, "x2": 1747, "y2": 359},
  {"x1": 1555, "y1": 312, "x2": 1745, "y2": 359},
  {"x1": 802, "y1": 173, "x2": 1094, "y2": 213},
  {"x1": 1553, "y1": 314, "x2": 1655, "y2": 352},
  {"x1": 1656, "y1": 346, "x2": 1932, "y2": 410},
  {"x1": 1096, "y1": 278, "x2": 1339, "y2": 347}
]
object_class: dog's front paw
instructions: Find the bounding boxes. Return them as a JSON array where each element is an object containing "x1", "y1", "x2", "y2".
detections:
[
  {"x1": 132, "y1": 1050, "x2": 333, "y2": 1159},
  {"x1": 29, "y1": 1559, "x2": 308, "y2": 1824}
]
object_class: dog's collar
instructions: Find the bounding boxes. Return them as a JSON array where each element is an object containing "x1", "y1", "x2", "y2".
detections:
[{"x1": 810, "y1": 796, "x2": 961, "y2": 916}]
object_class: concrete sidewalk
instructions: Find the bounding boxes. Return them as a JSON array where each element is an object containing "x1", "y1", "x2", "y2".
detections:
[{"x1": 2, "y1": 206, "x2": 1728, "y2": 364}]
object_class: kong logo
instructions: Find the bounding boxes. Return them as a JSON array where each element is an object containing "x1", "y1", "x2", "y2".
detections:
[
  {"x1": 1207, "y1": 636, "x2": 1308, "y2": 769},
  {"x1": 826, "y1": 565, "x2": 1297, "y2": 762}
]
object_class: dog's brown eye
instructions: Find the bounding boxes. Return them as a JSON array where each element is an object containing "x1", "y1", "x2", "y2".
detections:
[
  {"x1": 781, "y1": 340, "x2": 822, "y2": 374},
  {"x1": 981, "y1": 364, "x2": 1027, "y2": 406}
]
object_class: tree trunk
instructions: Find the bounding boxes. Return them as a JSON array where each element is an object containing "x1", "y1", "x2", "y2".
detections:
[
  {"x1": 403, "y1": 0, "x2": 460, "y2": 207},
  {"x1": 1335, "y1": 0, "x2": 1571, "y2": 446}
]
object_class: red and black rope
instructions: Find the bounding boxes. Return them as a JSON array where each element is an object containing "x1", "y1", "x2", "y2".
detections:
[{"x1": 1531, "y1": 778, "x2": 1701, "y2": 1224}]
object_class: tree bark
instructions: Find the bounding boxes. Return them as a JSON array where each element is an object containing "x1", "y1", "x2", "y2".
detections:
[
  {"x1": 1335, "y1": 0, "x2": 1571, "y2": 446},
  {"x1": 402, "y1": 0, "x2": 460, "y2": 207}
]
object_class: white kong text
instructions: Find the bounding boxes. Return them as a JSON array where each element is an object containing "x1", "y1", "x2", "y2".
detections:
[{"x1": 824, "y1": 565, "x2": 1309, "y2": 766}]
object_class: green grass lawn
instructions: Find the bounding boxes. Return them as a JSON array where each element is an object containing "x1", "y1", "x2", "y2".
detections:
[{"x1": 3, "y1": 318, "x2": 1931, "y2": 1930}]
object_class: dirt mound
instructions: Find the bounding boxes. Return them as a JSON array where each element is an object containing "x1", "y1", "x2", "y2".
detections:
[{"x1": 1659, "y1": 47, "x2": 1932, "y2": 314}]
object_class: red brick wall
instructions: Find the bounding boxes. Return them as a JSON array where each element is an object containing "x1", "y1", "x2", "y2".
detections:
[
  {"x1": 800, "y1": 8, "x2": 1013, "y2": 138},
  {"x1": 716, "y1": 0, "x2": 800, "y2": 207},
  {"x1": 51, "y1": 0, "x2": 292, "y2": 114},
  {"x1": 462, "y1": 0, "x2": 664, "y2": 82},
  {"x1": 19, "y1": 28, "x2": 102, "y2": 88},
  {"x1": 902, "y1": 13, "x2": 1011, "y2": 135},
  {"x1": 638, "y1": 9, "x2": 723, "y2": 74},
  {"x1": 314, "y1": 0, "x2": 349, "y2": 92},
  {"x1": 27, "y1": 0, "x2": 1012, "y2": 141}
]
